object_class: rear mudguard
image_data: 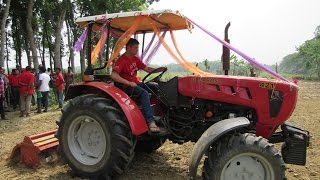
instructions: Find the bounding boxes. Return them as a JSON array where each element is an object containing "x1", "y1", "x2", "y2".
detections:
[
  {"x1": 189, "y1": 117, "x2": 250, "y2": 180},
  {"x1": 66, "y1": 82, "x2": 148, "y2": 136}
]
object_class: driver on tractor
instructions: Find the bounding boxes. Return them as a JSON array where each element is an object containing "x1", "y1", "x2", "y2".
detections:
[{"x1": 111, "y1": 38, "x2": 167, "y2": 134}]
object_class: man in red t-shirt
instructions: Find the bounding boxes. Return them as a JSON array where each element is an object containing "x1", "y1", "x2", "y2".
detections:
[
  {"x1": 8, "y1": 69, "x2": 20, "y2": 110},
  {"x1": 54, "y1": 68, "x2": 65, "y2": 108},
  {"x1": 19, "y1": 66, "x2": 35, "y2": 117},
  {"x1": 111, "y1": 38, "x2": 166, "y2": 133}
]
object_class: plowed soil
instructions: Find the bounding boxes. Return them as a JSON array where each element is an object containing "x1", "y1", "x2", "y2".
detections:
[{"x1": 0, "y1": 81, "x2": 319, "y2": 180}]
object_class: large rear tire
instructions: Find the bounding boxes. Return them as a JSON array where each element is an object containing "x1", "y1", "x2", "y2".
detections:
[
  {"x1": 203, "y1": 133, "x2": 286, "y2": 180},
  {"x1": 57, "y1": 94, "x2": 136, "y2": 179}
]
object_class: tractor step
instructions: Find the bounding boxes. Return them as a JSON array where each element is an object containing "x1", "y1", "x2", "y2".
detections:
[{"x1": 7, "y1": 129, "x2": 59, "y2": 168}]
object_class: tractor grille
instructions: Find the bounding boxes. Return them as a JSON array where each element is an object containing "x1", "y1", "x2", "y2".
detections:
[{"x1": 269, "y1": 90, "x2": 283, "y2": 117}]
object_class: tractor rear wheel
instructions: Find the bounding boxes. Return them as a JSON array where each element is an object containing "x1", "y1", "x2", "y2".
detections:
[
  {"x1": 57, "y1": 94, "x2": 136, "y2": 179},
  {"x1": 203, "y1": 133, "x2": 286, "y2": 180}
]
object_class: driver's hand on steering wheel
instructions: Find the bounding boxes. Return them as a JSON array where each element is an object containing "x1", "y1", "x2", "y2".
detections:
[
  {"x1": 159, "y1": 66, "x2": 167, "y2": 72},
  {"x1": 128, "y1": 81, "x2": 137, "y2": 87}
]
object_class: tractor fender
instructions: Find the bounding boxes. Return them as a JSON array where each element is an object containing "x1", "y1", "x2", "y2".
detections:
[
  {"x1": 189, "y1": 117, "x2": 250, "y2": 180},
  {"x1": 66, "y1": 82, "x2": 148, "y2": 136}
]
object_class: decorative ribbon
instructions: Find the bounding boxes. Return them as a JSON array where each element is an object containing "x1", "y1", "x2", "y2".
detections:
[
  {"x1": 169, "y1": 30, "x2": 209, "y2": 75},
  {"x1": 147, "y1": 16, "x2": 206, "y2": 76},
  {"x1": 143, "y1": 32, "x2": 166, "y2": 65},
  {"x1": 73, "y1": 27, "x2": 88, "y2": 53},
  {"x1": 107, "y1": 15, "x2": 145, "y2": 67},
  {"x1": 186, "y1": 17, "x2": 289, "y2": 82},
  {"x1": 141, "y1": 33, "x2": 156, "y2": 62},
  {"x1": 91, "y1": 28, "x2": 108, "y2": 64}
]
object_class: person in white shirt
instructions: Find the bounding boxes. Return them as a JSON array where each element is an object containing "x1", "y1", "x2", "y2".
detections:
[{"x1": 37, "y1": 66, "x2": 51, "y2": 112}]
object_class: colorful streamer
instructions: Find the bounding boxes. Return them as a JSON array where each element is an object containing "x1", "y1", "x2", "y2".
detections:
[
  {"x1": 107, "y1": 15, "x2": 145, "y2": 67},
  {"x1": 169, "y1": 30, "x2": 209, "y2": 75},
  {"x1": 73, "y1": 27, "x2": 88, "y2": 53},
  {"x1": 146, "y1": 16, "x2": 206, "y2": 76},
  {"x1": 143, "y1": 31, "x2": 167, "y2": 65},
  {"x1": 141, "y1": 33, "x2": 156, "y2": 62},
  {"x1": 186, "y1": 17, "x2": 289, "y2": 82},
  {"x1": 91, "y1": 28, "x2": 108, "y2": 64}
]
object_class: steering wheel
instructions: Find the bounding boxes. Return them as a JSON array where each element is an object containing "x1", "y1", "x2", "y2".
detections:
[{"x1": 142, "y1": 67, "x2": 167, "y2": 83}]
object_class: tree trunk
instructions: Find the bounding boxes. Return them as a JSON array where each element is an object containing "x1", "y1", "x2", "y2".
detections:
[
  {"x1": 5, "y1": 31, "x2": 9, "y2": 73},
  {"x1": 80, "y1": 44, "x2": 86, "y2": 74},
  {"x1": 24, "y1": 38, "x2": 31, "y2": 66},
  {"x1": 59, "y1": 38, "x2": 63, "y2": 70},
  {"x1": 66, "y1": 21, "x2": 75, "y2": 70},
  {"x1": 317, "y1": 63, "x2": 320, "y2": 78},
  {"x1": 26, "y1": 0, "x2": 38, "y2": 68},
  {"x1": 42, "y1": 32, "x2": 46, "y2": 68},
  {"x1": 53, "y1": 8, "x2": 66, "y2": 69},
  {"x1": 0, "y1": 0, "x2": 12, "y2": 67},
  {"x1": 44, "y1": 20, "x2": 54, "y2": 70},
  {"x1": 15, "y1": 26, "x2": 22, "y2": 67}
]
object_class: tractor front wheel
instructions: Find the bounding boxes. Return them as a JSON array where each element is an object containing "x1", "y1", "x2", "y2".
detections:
[
  {"x1": 203, "y1": 133, "x2": 286, "y2": 180},
  {"x1": 57, "y1": 94, "x2": 136, "y2": 179}
]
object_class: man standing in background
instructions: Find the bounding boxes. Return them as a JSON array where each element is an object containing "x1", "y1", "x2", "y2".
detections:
[
  {"x1": 37, "y1": 66, "x2": 50, "y2": 113},
  {"x1": 64, "y1": 67, "x2": 74, "y2": 94},
  {"x1": 19, "y1": 66, "x2": 35, "y2": 117},
  {"x1": 8, "y1": 69, "x2": 20, "y2": 111},
  {"x1": 54, "y1": 68, "x2": 65, "y2": 109}
]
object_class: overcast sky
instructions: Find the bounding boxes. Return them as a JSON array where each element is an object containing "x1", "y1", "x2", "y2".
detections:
[{"x1": 148, "y1": 0, "x2": 320, "y2": 65}]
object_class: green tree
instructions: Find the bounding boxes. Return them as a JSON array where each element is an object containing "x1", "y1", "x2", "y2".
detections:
[
  {"x1": 230, "y1": 54, "x2": 251, "y2": 76},
  {"x1": 9, "y1": 0, "x2": 26, "y2": 67},
  {"x1": 279, "y1": 53, "x2": 309, "y2": 74},
  {"x1": 298, "y1": 25, "x2": 320, "y2": 78}
]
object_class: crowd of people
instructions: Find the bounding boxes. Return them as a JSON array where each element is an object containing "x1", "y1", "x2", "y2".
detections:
[{"x1": 0, "y1": 65, "x2": 74, "y2": 120}]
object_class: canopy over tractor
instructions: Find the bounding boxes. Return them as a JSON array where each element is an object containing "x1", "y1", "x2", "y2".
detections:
[{"x1": 76, "y1": 9, "x2": 193, "y2": 33}]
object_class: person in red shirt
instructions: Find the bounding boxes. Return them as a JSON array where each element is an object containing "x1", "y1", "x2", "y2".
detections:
[
  {"x1": 8, "y1": 69, "x2": 20, "y2": 110},
  {"x1": 54, "y1": 68, "x2": 65, "y2": 108},
  {"x1": 111, "y1": 38, "x2": 166, "y2": 133},
  {"x1": 19, "y1": 66, "x2": 35, "y2": 117}
]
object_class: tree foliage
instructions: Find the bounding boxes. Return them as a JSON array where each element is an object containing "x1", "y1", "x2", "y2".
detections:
[
  {"x1": 297, "y1": 26, "x2": 320, "y2": 78},
  {"x1": 279, "y1": 53, "x2": 309, "y2": 74},
  {"x1": 276, "y1": 25, "x2": 320, "y2": 78}
]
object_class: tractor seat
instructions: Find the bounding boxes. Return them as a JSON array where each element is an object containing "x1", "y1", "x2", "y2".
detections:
[{"x1": 93, "y1": 74, "x2": 112, "y2": 83}]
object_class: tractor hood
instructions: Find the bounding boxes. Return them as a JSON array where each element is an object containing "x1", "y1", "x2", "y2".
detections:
[{"x1": 178, "y1": 75, "x2": 299, "y2": 137}]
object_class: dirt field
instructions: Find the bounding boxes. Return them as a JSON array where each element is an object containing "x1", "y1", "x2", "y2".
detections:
[{"x1": 0, "y1": 80, "x2": 319, "y2": 180}]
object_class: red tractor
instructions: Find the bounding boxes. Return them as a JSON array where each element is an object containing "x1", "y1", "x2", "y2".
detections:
[{"x1": 57, "y1": 10, "x2": 309, "y2": 179}]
